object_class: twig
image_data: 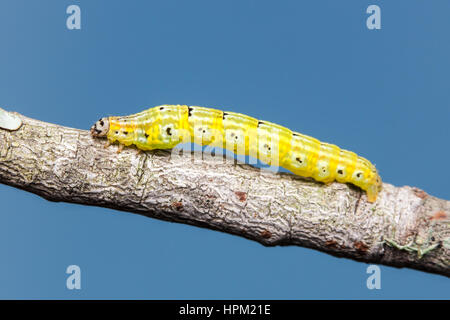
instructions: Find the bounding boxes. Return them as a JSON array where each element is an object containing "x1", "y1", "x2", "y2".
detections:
[{"x1": 0, "y1": 109, "x2": 449, "y2": 277}]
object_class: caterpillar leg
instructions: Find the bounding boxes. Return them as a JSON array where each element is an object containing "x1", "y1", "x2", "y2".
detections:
[
  {"x1": 104, "y1": 141, "x2": 111, "y2": 149},
  {"x1": 366, "y1": 185, "x2": 378, "y2": 203},
  {"x1": 117, "y1": 144, "x2": 124, "y2": 154}
]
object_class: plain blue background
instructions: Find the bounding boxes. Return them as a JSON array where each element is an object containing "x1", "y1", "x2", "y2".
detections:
[{"x1": 0, "y1": 1, "x2": 449, "y2": 299}]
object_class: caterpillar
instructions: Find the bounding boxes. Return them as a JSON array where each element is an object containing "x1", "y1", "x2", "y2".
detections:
[{"x1": 90, "y1": 105, "x2": 382, "y2": 202}]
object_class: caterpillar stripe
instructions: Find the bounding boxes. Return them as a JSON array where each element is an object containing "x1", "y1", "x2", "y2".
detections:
[{"x1": 90, "y1": 105, "x2": 382, "y2": 202}]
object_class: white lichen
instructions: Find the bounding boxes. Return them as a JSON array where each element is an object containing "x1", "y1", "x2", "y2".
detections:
[{"x1": 0, "y1": 108, "x2": 22, "y2": 131}]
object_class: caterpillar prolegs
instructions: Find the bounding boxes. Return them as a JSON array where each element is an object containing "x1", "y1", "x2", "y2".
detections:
[{"x1": 90, "y1": 105, "x2": 382, "y2": 202}]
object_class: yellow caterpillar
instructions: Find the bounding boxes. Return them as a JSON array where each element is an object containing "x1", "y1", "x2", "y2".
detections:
[{"x1": 91, "y1": 105, "x2": 382, "y2": 202}]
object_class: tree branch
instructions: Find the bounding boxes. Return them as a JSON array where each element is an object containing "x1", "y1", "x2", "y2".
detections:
[{"x1": 0, "y1": 109, "x2": 449, "y2": 277}]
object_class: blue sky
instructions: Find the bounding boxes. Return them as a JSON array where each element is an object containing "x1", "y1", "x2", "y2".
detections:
[{"x1": 0, "y1": 0, "x2": 449, "y2": 299}]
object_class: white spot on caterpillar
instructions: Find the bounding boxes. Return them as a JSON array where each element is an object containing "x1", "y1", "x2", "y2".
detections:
[
  {"x1": 192, "y1": 123, "x2": 214, "y2": 145},
  {"x1": 336, "y1": 165, "x2": 346, "y2": 177},
  {"x1": 138, "y1": 135, "x2": 148, "y2": 144},
  {"x1": 258, "y1": 139, "x2": 272, "y2": 157},
  {"x1": 161, "y1": 124, "x2": 178, "y2": 142},
  {"x1": 225, "y1": 129, "x2": 244, "y2": 145},
  {"x1": 317, "y1": 160, "x2": 330, "y2": 178},
  {"x1": 353, "y1": 170, "x2": 364, "y2": 181},
  {"x1": 292, "y1": 153, "x2": 307, "y2": 169}
]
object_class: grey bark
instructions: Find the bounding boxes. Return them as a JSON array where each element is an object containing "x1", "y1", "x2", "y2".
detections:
[{"x1": 0, "y1": 110, "x2": 449, "y2": 277}]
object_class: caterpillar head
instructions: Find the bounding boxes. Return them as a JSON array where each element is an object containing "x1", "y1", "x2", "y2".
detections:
[{"x1": 90, "y1": 118, "x2": 109, "y2": 137}]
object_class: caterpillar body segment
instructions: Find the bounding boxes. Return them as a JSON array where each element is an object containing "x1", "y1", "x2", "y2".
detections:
[{"x1": 90, "y1": 105, "x2": 382, "y2": 202}]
